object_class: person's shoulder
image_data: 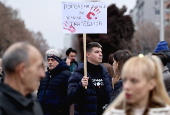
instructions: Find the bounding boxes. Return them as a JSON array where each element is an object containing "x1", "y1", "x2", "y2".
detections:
[
  {"x1": 100, "y1": 64, "x2": 109, "y2": 72},
  {"x1": 73, "y1": 62, "x2": 84, "y2": 72},
  {"x1": 0, "y1": 108, "x2": 6, "y2": 115},
  {"x1": 149, "y1": 105, "x2": 170, "y2": 114},
  {"x1": 0, "y1": 90, "x2": 9, "y2": 108},
  {"x1": 103, "y1": 108, "x2": 125, "y2": 115},
  {"x1": 60, "y1": 69, "x2": 71, "y2": 77},
  {"x1": 163, "y1": 68, "x2": 170, "y2": 80}
]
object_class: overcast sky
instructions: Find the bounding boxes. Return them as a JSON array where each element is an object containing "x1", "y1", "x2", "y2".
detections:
[{"x1": 1, "y1": 0, "x2": 136, "y2": 49}]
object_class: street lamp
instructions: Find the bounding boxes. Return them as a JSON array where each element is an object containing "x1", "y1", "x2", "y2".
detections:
[{"x1": 160, "y1": 0, "x2": 165, "y2": 41}]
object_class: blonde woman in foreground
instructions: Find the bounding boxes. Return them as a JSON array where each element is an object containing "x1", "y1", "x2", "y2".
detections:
[{"x1": 103, "y1": 56, "x2": 170, "y2": 115}]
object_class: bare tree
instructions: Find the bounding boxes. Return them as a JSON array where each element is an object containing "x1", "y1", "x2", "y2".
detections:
[
  {"x1": 0, "y1": 2, "x2": 49, "y2": 58},
  {"x1": 132, "y1": 22, "x2": 160, "y2": 55}
]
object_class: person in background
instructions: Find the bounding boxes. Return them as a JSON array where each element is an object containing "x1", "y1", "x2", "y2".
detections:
[
  {"x1": 152, "y1": 52, "x2": 170, "y2": 96},
  {"x1": 0, "y1": 42, "x2": 45, "y2": 115},
  {"x1": 154, "y1": 41, "x2": 169, "y2": 53},
  {"x1": 64, "y1": 48, "x2": 78, "y2": 115},
  {"x1": 159, "y1": 50, "x2": 170, "y2": 72},
  {"x1": 104, "y1": 56, "x2": 170, "y2": 115},
  {"x1": 108, "y1": 53, "x2": 114, "y2": 65},
  {"x1": 103, "y1": 53, "x2": 115, "y2": 78},
  {"x1": 65, "y1": 48, "x2": 78, "y2": 73},
  {"x1": 110, "y1": 50, "x2": 132, "y2": 102},
  {"x1": 68, "y1": 42, "x2": 113, "y2": 115},
  {"x1": 102, "y1": 63, "x2": 114, "y2": 79},
  {"x1": 154, "y1": 41, "x2": 170, "y2": 71},
  {"x1": 37, "y1": 49, "x2": 71, "y2": 115}
]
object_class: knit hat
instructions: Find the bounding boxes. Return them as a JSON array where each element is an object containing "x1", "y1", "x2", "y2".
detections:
[
  {"x1": 47, "y1": 54, "x2": 62, "y2": 62},
  {"x1": 154, "y1": 41, "x2": 169, "y2": 53},
  {"x1": 46, "y1": 49, "x2": 63, "y2": 62}
]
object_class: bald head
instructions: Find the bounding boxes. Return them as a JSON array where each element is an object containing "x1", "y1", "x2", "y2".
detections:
[{"x1": 2, "y1": 42, "x2": 42, "y2": 73}]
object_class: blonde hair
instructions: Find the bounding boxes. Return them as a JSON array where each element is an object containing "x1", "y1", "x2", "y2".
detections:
[{"x1": 104, "y1": 56, "x2": 170, "y2": 114}]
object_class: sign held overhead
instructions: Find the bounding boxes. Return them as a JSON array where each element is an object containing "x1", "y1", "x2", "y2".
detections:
[{"x1": 62, "y1": 2, "x2": 107, "y2": 34}]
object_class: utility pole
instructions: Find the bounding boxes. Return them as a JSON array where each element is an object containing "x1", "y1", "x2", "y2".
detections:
[{"x1": 160, "y1": 0, "x2": 165, "y2": 41}]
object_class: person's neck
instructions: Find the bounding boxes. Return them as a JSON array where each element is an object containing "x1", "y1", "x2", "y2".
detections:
[
  {"x1": 132, "y1": 95, "x2": 149, "y2": 108},
  {"x1": 87, "y1": 60, "x2": 100, "y2": 65},
  {"x1": 87, "y1": 61, "x2": 101, "y2": 72},
  {"x1": 4, "y1": 74, "x2": 28, "y2": 96}
]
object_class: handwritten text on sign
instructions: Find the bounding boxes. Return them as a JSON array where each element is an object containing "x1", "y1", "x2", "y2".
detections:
[{"x1": 62, "y1": 2, "x2": 107, "y2": 34}]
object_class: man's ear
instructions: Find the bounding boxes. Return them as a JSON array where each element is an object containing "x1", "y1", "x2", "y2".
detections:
[
  {"x1": 15, "y1": 63, "x2": 26, "y2": 78},
  {"x1": 149, "y1": 78, "x2": 156, "y2": 91},
  {"x1": 86, "y1": 52, "x2": 90, "y2": 57}
]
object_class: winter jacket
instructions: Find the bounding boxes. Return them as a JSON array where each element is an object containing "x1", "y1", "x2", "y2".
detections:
[
  {"x1": 68, "y1": 63, "x2": 113, "y2": 115},
  {"x1": 0, "y1": 71, "x2": 4, "y2": 82},
  {"x1": 0, "y1": 72, "x2": 3, "y2": 82},
  {"x1": 159, "y1": 50, "x2": 170, "y2": 72},
  {"x1": 37, "y1": 60, "x2": 71, "y2": 115},
  {"x1": 110, "y1": 80, "x2": 123, "y2": 103},
  {"x1": 0, "y1": 83, "x2": 43, "y2": 115},
  {"x1": 103, "y1": 105, "x2": 170, "y2": 115},
  {"x1": 163, "y1": 66, "x2": 170, "y2": 96}
]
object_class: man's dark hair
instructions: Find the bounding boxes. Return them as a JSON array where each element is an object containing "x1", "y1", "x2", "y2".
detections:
[
  {"x1": 66, "y1": 48, "x2": 77, "y2": 56},
  {"x1": 2, "y1": 42, "x2": 30, "y2": 73},
  {"x1": 152, "y1": 52, "x2": 170, "y2": 66},
  {"x1": 86, "y1": 42, "x2": 102, "y2": 52}
]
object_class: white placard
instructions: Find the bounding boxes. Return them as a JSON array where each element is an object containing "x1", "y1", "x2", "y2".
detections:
[{"x1": 62, "y1": 2, "x2": 107, "y2": 34}]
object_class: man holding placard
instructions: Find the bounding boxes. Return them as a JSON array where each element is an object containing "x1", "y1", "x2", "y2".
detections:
[{"x1": 68, "y1": 42, "x2": 113, "y2": 115}]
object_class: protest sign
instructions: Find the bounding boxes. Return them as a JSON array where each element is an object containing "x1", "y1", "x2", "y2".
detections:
[
  {"x1": 62, "y1": 2, "x2": 107, "y2": 89},
  {"x1": 62, "y1": 2, "x2": 107, "y2": 33}
]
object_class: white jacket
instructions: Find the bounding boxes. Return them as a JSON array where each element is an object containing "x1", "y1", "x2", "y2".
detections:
[{"x1": 104, "y1": 105, "x2": 170, "y2": 115}]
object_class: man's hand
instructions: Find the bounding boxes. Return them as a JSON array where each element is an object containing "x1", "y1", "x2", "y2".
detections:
[
  {"x1": 81, "y1": 76, "x2": 89, "y2": 87},
  {"x1": 66, "y1": 58, "x2": 71, "y2": 66}
]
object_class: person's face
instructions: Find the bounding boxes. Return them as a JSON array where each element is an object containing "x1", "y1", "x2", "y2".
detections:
[
  {"x1": 23, "y1": 47, "x2": 45, "y2": 93},
  {"x1": 47, "y1": 58, "x2": 59, "y2": 71},
  {"x1": 113, "y1": 59, "x2": 118, "y2": 73},
  {"x1": 87, "y1": 47, "x2": 102, "y2": 65},
  {"x1": 123, "y1": 72, "x2": 155, "y2": 107},
  {"x1": 68, "y1": 52, "x2": 76, "y2": 63}
]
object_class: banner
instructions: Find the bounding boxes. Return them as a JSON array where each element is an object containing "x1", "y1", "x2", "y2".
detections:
[{"x1": 62, "y1": 2, "x2": 107, "y2": 34}]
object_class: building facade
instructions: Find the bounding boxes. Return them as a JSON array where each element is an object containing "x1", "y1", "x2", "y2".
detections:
[{"x1": 130, "y1": 0, "x2": 170, "y2": 29}]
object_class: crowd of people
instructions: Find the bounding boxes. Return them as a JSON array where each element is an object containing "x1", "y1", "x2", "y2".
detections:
[{"x1": 0, "y1": 41, "x2": 170, "y2": 115}]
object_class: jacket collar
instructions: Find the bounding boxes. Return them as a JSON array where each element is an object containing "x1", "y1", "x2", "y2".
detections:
[
  {"x1": 0, "y1": 83, "x2": 35, "y2": 107},
  {"x1": 106, "y1": 105, "x2": 170, "y2": 115},
  {"x1": 48, "y1": 59, "x2": 69, "y2": 75},
  {"x1": 163, "y1": 66, "x2": 169, "y2": 73}
]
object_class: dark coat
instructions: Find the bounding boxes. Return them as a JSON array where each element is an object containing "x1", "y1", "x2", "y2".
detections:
[
  {"x1": 110, "y1": 80, "x2": 123, "y2": 103},
  {"x1": 0, "y1": 83, "x2": 43, "y2": 115},
  {"x1": 37, "y1": 60, "x2": 71, "y2": 115},
  {"x1": 159, "y1": 50, "x2": 170, "y2": 72},
  {"x1": 68, "y1": 63, "x2": 113, "y2": 115},
  {"x1": 163, "y1": 66, "x2": 170, "y2": 96},
  {"x1": 0, "y1": 71, "x2": 4, "y2": 82}
]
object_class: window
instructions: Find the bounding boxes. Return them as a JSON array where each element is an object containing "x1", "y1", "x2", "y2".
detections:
[
  {"x1": 155, "y1": 0, "x2": 158, "y2": 5},
  {"x1": 155, "y1": 9, "x2": 160, "y2": 15}
]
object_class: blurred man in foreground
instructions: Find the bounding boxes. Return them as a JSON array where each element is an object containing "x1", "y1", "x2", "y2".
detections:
[{"x1": 0, "y1": 42, "x2": 45, "y2": 115}]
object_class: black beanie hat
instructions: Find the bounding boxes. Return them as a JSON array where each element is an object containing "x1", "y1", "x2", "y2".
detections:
[{"x1": 47, "y1": 54, "x2": 62, "y2": 63}]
